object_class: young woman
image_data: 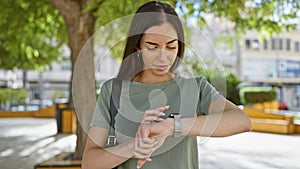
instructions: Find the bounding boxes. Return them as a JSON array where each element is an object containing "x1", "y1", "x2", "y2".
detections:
[{"x1": 82, "y1": 1, "x2": 252, "y2": 169}]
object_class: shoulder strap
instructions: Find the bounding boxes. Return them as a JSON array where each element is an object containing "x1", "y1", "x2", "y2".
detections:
[{"x1": 107, "y1": 78, "x2": 122, "y2": 147}]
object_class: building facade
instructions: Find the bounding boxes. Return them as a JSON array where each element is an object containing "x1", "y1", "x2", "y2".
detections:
[
  {"x1": 240, "y1": 29, "x2": 300, "y2": 110},
  {"x1": 0, "y1": 51, "x2": 119, "y2": 102}
]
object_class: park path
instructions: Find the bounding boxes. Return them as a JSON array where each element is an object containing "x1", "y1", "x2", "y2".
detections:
[{"x1": 0, "y1": 117, "x2": 299, "y2": 169}]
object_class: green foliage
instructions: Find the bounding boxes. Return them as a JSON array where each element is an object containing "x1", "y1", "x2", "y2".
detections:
[
  {"x1": 0, "y1": 0, "x2": 66, "y2": 70},
  {"x1": 91, "y1": 0, "x2": 177, "y2": 26},
  {"x1": 239, "y1": 86, "x2": 277, "y2": 104},
  {"x1": 92, "y1": 0, "x2": 177, "y2": 59},
  {"x1": 0, "y1": 88, "x2": 28, "y2": 105},
  {"x1": 51, "y1": 90, "x2": 68, "y2": 101},
  {"x1": 93, "y1": 0, "x2": 150, "y2": 26},
  {"x1": 88, "y1": 0, "x2": 300, "y2": 60},
  {"x1": 178, "y1": 0, "x2": 300, "y2": 40},
  {"x1": 215, "y1": 37, "x2": 233, "y2": 52},
  {"x1": 183, "y1": 57, "x2": 241, "y2": 104},
  {"x1": 1, "y1": 0, "x2": 299, "y2": 70}
]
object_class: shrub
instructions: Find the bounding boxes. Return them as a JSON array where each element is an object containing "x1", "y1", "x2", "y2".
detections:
[{"x1": 0, "y1": 88, "x2": 28, "y2": 107}]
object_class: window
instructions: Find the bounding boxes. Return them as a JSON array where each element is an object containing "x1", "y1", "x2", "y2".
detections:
[
  {"x1": 245, "y1": 39, "x2": 251, "y2": 49},
  {"x1": 252, "y1": 39, "x2": 259, "y2": 50},
  {"x1": 286, "y1": 38, "x2": 291, "y2": 51},
  {"x1": 295, "y1": 42, "x2": 300, "y2": 52},
  {"x1": 279, "y1": 38, "x2": 283, "y2": 50},
  {"x1": 271, "y1": 38, "x2": 283, "y2": 50},
  {"x1": 271, "y1": 38, "x2": 276, "y2": 50},
  {"x1": 263, "y1": 40, "x2": 268, "y2": 50}
]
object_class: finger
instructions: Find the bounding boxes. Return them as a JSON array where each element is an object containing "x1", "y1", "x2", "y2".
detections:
[
  {"x1": 138, "y1": 125, "x2": 150, "y2": 147},
  {"x1": 133, "y1": 146, "x2": 153, "y2": 157},
  {"x1": 135, "y1": 124, "x2": 150, "y2": 144},
  {"x1": 142, "y1": 116, "x2": 164, "y2": 123},
  {"x1": 134, "y1": 137, "x2": 157, "y2": 156},
  {"x1": 141, "y1": 138, "x2": 157, "y2": 151},
  {"x1": 142, "y1": 137, "x2": 156, "y2": 144},
  {"x1": 136, "y1": 136, "x2": 155, "y2": 154},
  {"x1": 135, "y1": 138, "x2": 158, "y2": 155},
  {"x1": 144, "y1": 106, "x2": 169, "y2": 117},
  {"x1": 137, "y1": 159, "x2": 148, "y2": 169},
  {"x1": 156, "y1": 105, "x2": 170, "y2": 111},
  {"x1": 133, "y1": 150, "x2": 151, "y2": 159},
  {"x1": 141, "y1": 124, "x2": 150, "y2": 139},
  {"x1": 135, "y1": 133, "x2": 141, "y2": 153},
  {"x1": 154, "y1": 105, "x2": 170, "y2": 112},
  {"x1": 138, "y1": 139, "x2": 156, "y2": 149}
]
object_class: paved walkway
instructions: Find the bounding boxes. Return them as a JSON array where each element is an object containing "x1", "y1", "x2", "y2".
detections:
[
  {"x1": 0, "y1": 118, "x2": 299, "y2": 169},
  {"x1": 0, "y1": 118, "x2": 76, "y2": 169},
  {"x1": 198, "y1": 133, "x2": 300, "y2": 169}
]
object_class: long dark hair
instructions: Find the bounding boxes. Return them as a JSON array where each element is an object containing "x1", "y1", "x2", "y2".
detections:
[{"x1": 117, "y1": 1, "x2": 185, "y2": 80}]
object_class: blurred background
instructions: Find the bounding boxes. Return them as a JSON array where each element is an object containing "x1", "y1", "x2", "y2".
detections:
[{"x1": 0, "y1": 0, "x2": 300, "y2": 169}]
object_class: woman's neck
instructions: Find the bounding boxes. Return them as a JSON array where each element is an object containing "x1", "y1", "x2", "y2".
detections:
[{"x1": 132, "y1": 70, "x2": 175, "y2": 84}]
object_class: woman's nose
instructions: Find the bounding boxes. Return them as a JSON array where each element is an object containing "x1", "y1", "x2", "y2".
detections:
[{"x1": 158, "y1": 49, "x2": 169, "y2": 61}]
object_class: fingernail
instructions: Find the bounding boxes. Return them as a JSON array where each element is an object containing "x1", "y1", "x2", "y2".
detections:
[
  {"x1": 158, "y1": 118, "x2": 164, "y2": 121},
  {"x1": 165, "y1": 105, "x2": 170, "y2": 109},
  {"x1": 160, "y1": 112, "x2": 166, "y2": 116},
  {"x1": 137, "y1": 165, "x2": 140, "y2": 169},
  {"x1": 146, "y1": 157, "x2": 152, "y2": 162}
]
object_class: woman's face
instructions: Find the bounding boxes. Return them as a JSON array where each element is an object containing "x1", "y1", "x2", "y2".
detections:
[{"x1": 138, "y1": 22, "x2": 179, "y2": 76}]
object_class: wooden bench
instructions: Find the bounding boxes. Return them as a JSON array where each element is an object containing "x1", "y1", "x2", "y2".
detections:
[
  {"x1": 243, "y1": 108, "x2": 295, "y2": 134},
  {"x1": 34, "y1": 105, "x2": 56, "y2": 118},
  {"x1": 0, "y1": 105, "x2": 56, "y2": 118}
]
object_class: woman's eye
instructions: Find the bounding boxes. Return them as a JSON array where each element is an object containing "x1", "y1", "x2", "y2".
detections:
[
  {"x1": 167, "y1": 46, "x2": 177, "y2": 50},
  {"x1": 147, "y1": 47, "x2": 157, "y2": 51}
]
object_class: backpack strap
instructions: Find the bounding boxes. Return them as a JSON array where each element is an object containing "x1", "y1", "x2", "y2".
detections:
[{"x1": 107, "y1": 78, "x2": 122, "y2": 147}]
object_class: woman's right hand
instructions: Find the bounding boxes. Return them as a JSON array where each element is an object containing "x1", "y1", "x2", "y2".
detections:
[{"x1": 133, "y1": 106, "x2": 169, "y2": 168}]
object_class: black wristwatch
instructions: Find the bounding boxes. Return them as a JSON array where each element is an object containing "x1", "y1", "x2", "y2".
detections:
[{"x1": 168, "y1": 113, "x2": 182, "y2": 137}]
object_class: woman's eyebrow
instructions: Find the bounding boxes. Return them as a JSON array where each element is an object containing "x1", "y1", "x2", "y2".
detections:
[
  {"x1": 145, "y1": 39, "x2": 178, "y2": 45},
  {"x1": 145, "y1": 41, "x2": 158, "y2": 45},
  {"x1": 166, "y1": 39, "x2": 178, "y2": 44}
]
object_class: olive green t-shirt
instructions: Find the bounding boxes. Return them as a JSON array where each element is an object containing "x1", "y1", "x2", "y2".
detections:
[{"x1": 90, "y1": 76, "x2": 223, "y2": 169}]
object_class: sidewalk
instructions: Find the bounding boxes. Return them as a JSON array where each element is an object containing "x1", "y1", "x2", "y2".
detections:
[
  {"x1": 198, "y1": 132, "x2": 300, "y2": 169},
  {"x1": 0, "y1": 118, "x2": 76, "y2": 169},
  {"x1": 0, "y1": 117, "x2": 299, "y2": 169}
]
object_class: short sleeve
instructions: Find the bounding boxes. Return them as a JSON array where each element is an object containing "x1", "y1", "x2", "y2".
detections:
[
  {"x1": 197, "y1": 77, "x2": 224, "y2": 115},
  {"x1": 89, "y1": 79, "x2": 113, "y2": 129}
]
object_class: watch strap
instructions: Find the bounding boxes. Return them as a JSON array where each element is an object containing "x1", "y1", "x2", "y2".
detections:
[{"x1": 173, "y1": 114, "x2": 182, "y2": 137}]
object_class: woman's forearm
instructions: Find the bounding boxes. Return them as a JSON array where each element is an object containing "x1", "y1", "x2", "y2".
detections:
[
  {"x1": 182, "y1": 109, "x2": 252, "y2": 137},
  {"x1": 182, "y1": 99, "x2": 252, "y2": 137},
  {"x1": 151, "y1": 107, "x2": 251, "y2": 138},
  {"x1": 82, "y1": 139, "x2": 134, "y2": 169}
]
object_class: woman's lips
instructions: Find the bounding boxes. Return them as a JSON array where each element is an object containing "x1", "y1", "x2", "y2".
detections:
[{"x1": 155, "y1": 65, "x2": 168, "y2": 71}]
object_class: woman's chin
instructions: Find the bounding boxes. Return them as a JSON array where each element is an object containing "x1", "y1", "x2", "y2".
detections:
[
  {"x1": 142, "y1": 68, "x2": 172, "y2": 76},
  {"x1": 152, "y1": 69, "x2": 171, "y2": 76}
]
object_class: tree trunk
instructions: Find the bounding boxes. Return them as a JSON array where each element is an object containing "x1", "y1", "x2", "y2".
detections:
[{"x1": 50, "y1": 0, "x2": 96, "y2": 159}]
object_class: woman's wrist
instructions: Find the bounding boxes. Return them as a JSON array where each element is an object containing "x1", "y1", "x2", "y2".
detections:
[
  {"x1": 149, "y1": 118, "x2": 174, "y2": 137},
  {"x1": 126, "y1": 140, "x2": 136, "y2": 158},
  {"x1": 165, "y1": 118, "x2": 175, "y2": 137}
]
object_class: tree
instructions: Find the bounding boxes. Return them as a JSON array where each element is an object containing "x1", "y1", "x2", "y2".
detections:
[
  {"x1": 1, "y1": 0, "x2": 299, "y2": 160},
  {"x1": 50, "y1": 0, "x2": 176, "y2": 159},
  {"x1": 179, "y1": 0, "x2": 300, "y2": 40},
  {"x1": 0, "y1": 0, "x2": 66, "y2": 70}
]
